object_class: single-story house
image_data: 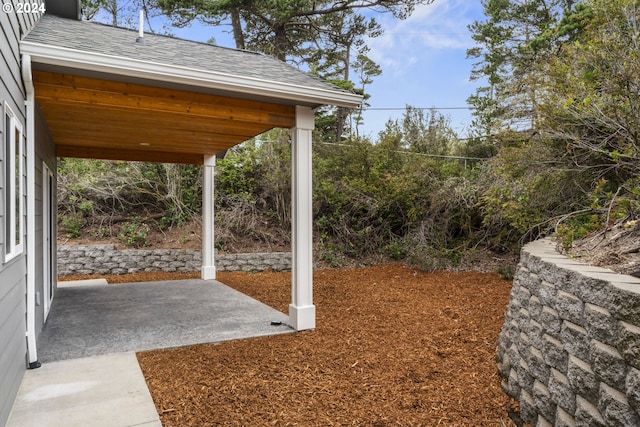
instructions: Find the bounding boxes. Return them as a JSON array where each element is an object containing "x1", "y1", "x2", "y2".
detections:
[{"x1": 0, "y1": 1, "x2": 362, "y2": 424}]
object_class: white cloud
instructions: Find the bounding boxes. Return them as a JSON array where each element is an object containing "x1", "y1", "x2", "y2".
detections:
[{"x1": 366, "y1": 0, "x2": 481, "y2": 73}]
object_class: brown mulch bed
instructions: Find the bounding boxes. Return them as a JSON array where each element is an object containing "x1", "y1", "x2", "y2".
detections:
[{"x1": 85, "y1": 264, "x2": 515, "y2": 426}]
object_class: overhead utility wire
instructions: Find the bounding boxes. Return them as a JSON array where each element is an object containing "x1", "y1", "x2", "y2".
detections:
[
  {"x1": 362, "y1": 107, "x2": 473, "y2": 111},
  {"x1": 379, "y1": 32, "x2": 470, "y2": 35},
  {"x1": 317, "y1": 142, "x2": 484, "y2": 161}
]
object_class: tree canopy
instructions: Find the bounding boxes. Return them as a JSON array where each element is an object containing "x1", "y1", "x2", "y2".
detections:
[
  {"x1": 82, "y1": 0, "x2": 433, "y2": 140},
  {"x1": 68, "y1": 0, "x2": 640, "y2": 267},
  {"x1": 470, "y1": 0, "x2": 640, "y2": 247}
]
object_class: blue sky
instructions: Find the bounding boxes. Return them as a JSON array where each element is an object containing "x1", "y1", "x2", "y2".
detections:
[
  {"x1": 360, "y1": 0, "x2": 485, "y2": 138},
  {"x1": 98, "y1": 1, "x2": 485, "y2": 139}
]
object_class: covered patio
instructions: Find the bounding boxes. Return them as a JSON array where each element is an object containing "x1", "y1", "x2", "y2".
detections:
[{"x1": 19, "y1": 13, "x2": 362, "y2": 366}]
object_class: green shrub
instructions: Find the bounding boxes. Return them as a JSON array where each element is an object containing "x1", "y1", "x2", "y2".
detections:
[
  {"x1": 383, "y1": 240, "x2": 408, "y2": 260},
  {"x1": 119, "y1": 220, "x2": 150, "y2": 248},
  {"x1": 496, "y1": 265, "x2": 515, "y2": 281},
  {"x1": 62, "y1": 215, "x2": 84, "y2": 239}
]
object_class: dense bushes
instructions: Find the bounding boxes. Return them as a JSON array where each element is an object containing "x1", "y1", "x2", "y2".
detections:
[
  {"x1": 59, "y1": 100, "x2": 632, "y2": 268},
  {"x1": 58, "y1": 1, "x2": 640, "y2": 266},
  {"x1": 58, "y1": 160, "x2": 202, "y2": 235},
  {"x1": 58, "y1": 110, "x2": 502, "y2": 268},
  {"x1": 56, "y1": 0, "x2": 640, "y2": 275}
]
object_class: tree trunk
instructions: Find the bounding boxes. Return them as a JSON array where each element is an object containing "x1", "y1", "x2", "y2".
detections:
[
  {"x1": 231, "y1": 8, "x2": 245, "y2": 50},
  {"x1": 335, "y1": 46, "x2": 352, "y2": 141},
  {"x1": 273, "y1": 23, "x2": 288, "y2": 61}
]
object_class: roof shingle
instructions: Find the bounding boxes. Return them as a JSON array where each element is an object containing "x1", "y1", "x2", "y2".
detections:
[{"x1": 23, "y1": 15, "x2": 351, "y2": 97}]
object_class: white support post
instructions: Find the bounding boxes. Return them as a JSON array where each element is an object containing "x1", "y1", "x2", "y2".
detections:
[
  {"x1": 289, "y1": 106, "x2": 315, "y2": 330},
  {"x1": 201, "y1": 155, "x2": 216, "y2": 280}
]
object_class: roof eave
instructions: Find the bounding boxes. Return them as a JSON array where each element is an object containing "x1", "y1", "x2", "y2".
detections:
[{"x1": 20, "y1": 41, "x2": 363, "y2": 109}]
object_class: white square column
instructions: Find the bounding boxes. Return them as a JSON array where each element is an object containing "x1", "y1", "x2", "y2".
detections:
[
  {"x1": 289, "y1": 106, "x2": 316, "y2": 330},
  {"x1": 202, "y1": 155, "x2": 216, "y2": 280}
]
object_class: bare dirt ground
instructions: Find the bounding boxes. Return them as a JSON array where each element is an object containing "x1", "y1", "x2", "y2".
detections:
[
  {"x1": 563, "y1": 218, "x2": 640, "y2": 276},
  {"x1": 65, "y1": 265, "x2": 516, "y2": 426}
]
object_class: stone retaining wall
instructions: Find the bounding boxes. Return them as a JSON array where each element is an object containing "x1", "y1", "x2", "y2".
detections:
[
  {"x1": 497, "y1": 238, "x2": 640, "y2": 426},
  {"x1": 57, "y1": 245, "x2": 292, "y2": 276}
]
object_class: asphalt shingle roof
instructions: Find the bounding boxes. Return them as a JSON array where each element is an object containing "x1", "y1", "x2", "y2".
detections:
[{"x1": 23, "y1": 15, "x2": 346, "y2": 95}]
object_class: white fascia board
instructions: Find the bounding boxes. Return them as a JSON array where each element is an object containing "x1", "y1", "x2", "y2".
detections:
[{"x1": 20, "y1": 41, "x2": 363, "y2": 109}]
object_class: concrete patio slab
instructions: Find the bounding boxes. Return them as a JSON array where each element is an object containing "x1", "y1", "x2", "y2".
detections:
[
  {"x1": 38, "y1": 279, "x2": 293, "y2": 363},
  {"x1": 6, "y1": 352, "x2": 161, "y2": 427},
  {"x1": 7, "y1": 279, "x2": 294, "y2": 427}
]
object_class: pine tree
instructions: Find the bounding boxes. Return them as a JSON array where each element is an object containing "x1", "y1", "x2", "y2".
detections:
[{"x1": 467, "y1": 0, "x2": 578, "y2": 135}]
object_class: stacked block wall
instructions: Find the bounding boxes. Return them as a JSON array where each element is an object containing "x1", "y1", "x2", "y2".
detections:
[
  {"x1": 58, "y1": 245, "x2": 292, "y2": 276},
  {"x1": 497, "y1": 239, "x2": 640, "y2": 426}
]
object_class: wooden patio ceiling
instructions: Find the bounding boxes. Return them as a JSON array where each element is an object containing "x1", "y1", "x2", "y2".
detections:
[{"x1": 33, "y1": 70, "x2": 297, "y2": 164}]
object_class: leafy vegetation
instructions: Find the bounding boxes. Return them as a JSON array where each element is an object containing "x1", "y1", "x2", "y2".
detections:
[
  {"x1": 468, "y1": 0, "x2": 640, "y2": 249},
  {"x1": 62, "y1": 0, "x2": 640, "y2": 267}
]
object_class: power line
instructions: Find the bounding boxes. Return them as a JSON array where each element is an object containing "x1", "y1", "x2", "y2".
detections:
[
  {"x1": 317, "y1": 142, "x2": 484, "y2": 161},
  {"x1": 361, "y1": 107, "x2": 474, "y2": 111},
  {"x1": 379, "y1": 32, "x2": 470, "y2": 35}
]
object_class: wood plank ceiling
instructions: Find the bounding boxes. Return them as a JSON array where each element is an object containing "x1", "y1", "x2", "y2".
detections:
[{"x1": 33, "y1": 70, "x2": 297, "y2": 164}]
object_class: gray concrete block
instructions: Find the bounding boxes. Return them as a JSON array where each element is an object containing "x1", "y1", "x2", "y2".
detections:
[
  {"x1": 584, "y1": 303, "x2": 618, "y2": 347},
  {"x1": 533, "y1": 380, "x2": 556, "y2": 421},
  {"x1": 507, "y1": 343, "x2": 521, "y2": 368},
  {"x1": 518, "y1": 358, "x2": 535, "y2": 391},
  {"x1": 508, "y1": 368, "x2": 521, "y2": 398},
  {"x1": 568, "y1": 355, "x2": 599, "y2": 403},
  {"x1": 520, "y1": 307, "x2": 532, "y2": 334},
  {"x1": 536, "y1": 416, "x2": 553, "y2": 427},
  {"x1": 556, "y1": 290, "x2": 584, "y2": 324},
  {"x1": 518, "y1": 284, "x2": 531, "y2": 304},
  {"x1": 575, "y1": 396, "x2": 606, "y2": 427},
  {"x1": 513, "y1": 267, "x2": 531, "y2": 287},
  {"x1": 618, "y1": 321, "x2": 640, "y2": 371},
  {"x1": 500, "y1": 378, "x2": 509, "y2": 396},
  {"x1": 543, "y1": 333, "x2": 568, "y2": 372},
  {"x1": 556, "y1": 406, "x2": 577, "y2": 427},
  {"x1": 497, "y1": 352, "x2": 511, "y2": 379},
  {"x1": 504, "y1": 319, "x2": 520, "y2": 346},
  {"x1": 529, "y1": 295, "x2": 543, "y2": 319},
  {"x1": 527, "y1": 273, "x2": 542, "y2": 298},
  {"x1": 590, "y1": 340, "x2": 628, "y2": 390},
  {"x1": 562, "y1": 321, "x2": 590, "y2": 361},
  {"x1": 625, "y1": 367, "x2": 640, "y2": 414},
  {"x1": 529, "y1": 347, "x2": 550, "y2": 384},
  {"x1": 569, "y1": 273, "x2": 617, "y2": 308},
  {"x1": 520, "y1": 389, "x2": 538, "y2": 426},
  {"x1": 549, "y1": 368, "x2": 576, "y2": 414},
  {"x1": 529, "y1": 319, "x2": 545, "y2": 349},
  {"x1": 517, "y1": 332, "x2": 531, "y2": 360},
  {"x1": 599, "y1": 383, "x2": 640, "y2": 427},
  {"x1": 541, "y1": 306, "x2": 561, "y2": 336},
  {"x1": 538, "y1": 280, "x2": 557, "y2": 307},
  {"x1": 583, "y1": 280, "x2": 640, "y2": 326}
]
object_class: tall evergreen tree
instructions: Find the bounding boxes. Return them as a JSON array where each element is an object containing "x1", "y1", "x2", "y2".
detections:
[
  {"x1": 467, "y1": 0, "x2": 578, "y2": 136},
  {"x1": 154, "y1": 0, "x2": 432, "y2": 60}
]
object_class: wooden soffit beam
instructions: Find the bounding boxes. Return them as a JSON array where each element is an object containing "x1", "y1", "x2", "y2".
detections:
[{"x1": 33, "y1": 70, "x2": 297, "y2": 163}]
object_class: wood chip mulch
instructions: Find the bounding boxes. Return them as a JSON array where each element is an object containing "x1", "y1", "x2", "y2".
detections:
[{"x1": 123, "y1": 264, "x2": 516, "y2": 426}]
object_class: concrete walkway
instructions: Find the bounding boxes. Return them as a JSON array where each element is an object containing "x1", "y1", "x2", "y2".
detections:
[
  {"x1": 7, "y1": 353, "x2": 161, "y2": 427},
  {"x1": 7, "y1": 279, "x2": 293, "y2": 426}
]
